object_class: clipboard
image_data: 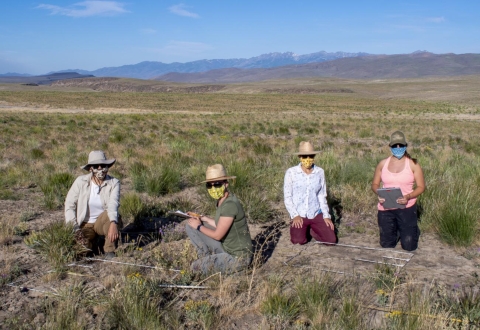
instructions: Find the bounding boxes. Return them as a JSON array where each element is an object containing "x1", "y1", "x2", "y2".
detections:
[
  {"x1": 167, "y1": 210, "x2": 191, "y2": 218},
  {"x1": 377, "y1": 188, "x2": 405, "y2": 209},
  {"x1": 167, "y1": 210, "x2": 201, "y2": 218}
]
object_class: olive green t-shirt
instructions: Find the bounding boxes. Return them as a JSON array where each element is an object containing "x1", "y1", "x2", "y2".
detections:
[{"x1": 214, "y1": 194, "x2": 253, "y2": 258}]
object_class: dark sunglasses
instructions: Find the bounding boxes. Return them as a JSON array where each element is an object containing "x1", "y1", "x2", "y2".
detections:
[
  {"x1": 391, "y1": 144, "x2": 406, "y2": 148},
  {"x1": 206, "y1": 181, "x2": 224, "y2": 189},
  {"x1": 299, "y1": 155, "x2": 315, "y2": 159},
  {"x1": 91, "y1": 164, "x2": 109, "y2": 169}
]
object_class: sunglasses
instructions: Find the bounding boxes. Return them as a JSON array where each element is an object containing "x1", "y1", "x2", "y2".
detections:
[
  {"x1": 299, "y1": 155, "x2": 315, "y2": 159},
  {"x1": 206, "y1": 181, "x2": 224, "y2": 189},
  {"x1": 391, "y1": 144, "x2": 406, "y2": 148},
  {"x1": 91, "y1": 164, "x2": 109, "y2": 169}
]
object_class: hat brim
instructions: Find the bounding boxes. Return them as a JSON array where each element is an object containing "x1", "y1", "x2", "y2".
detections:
[
  {"x1": 292, "y1": 151, "x2": 321, "y2": 155},
  {"x1": 389, "y1": 142, "x2": 407, "y2": 147},
  {"x1": 81, "y1": 159, "x2": 116, "y2": 170},
  {"x1": 200, "y1": 175, "x2": 236, "y2": 184}
]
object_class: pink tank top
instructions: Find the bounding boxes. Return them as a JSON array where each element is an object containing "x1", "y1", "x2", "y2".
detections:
[{"x1": 378, "y1": 156, "x2": 416, "y2": 210}]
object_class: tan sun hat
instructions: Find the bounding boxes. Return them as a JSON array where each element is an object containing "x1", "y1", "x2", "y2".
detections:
[
  {"x1": 201, "y1": 164, "x2": 236, "y2": 183},
  {"x1": 292, "y1": 141, "x2": 321, "y2": 155},
  {"x1": 81, "y1": 150, "x2": 116, "y2": 170},
  {"x1": 389, "y1": 131, "x2": 407, "y2": 147}
]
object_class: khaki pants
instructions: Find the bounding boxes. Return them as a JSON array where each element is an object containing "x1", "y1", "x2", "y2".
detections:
[{"x1": 80, "y1": 211, "x2": 123, "y2": 253}]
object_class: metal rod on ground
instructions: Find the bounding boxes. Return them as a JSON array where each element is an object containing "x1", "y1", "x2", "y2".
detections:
[
  {"x1": 158, "y1": 284, "x2": 209, "y2": 289},
  {"x1": 314, "y1": 241, "x2": 414, "y2": 256},
  {"x1": 85, "y1": 257, "x2": 181, "y2": 272},
  {"x1": 299, "y1": 266, "x2": 347, "y2": 275},
  {"x1": 67, "y1": 263, "x2": 94, "y2": 269},
  {"x1": 7, "y1": 284, "x2": 59, "y2": 296},
  {"x1": 382, "y1": 256, "x2": 410, "y2": 261},
  {"x1": 354, "y1": 258, "x2": 404, "y2": 267}
]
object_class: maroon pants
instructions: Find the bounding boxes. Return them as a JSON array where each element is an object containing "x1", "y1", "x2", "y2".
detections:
[{"x1": 290, "y1": 213, "x2": 336, "y2": 245}]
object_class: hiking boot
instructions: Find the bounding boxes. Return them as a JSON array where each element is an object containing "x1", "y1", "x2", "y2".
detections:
[{"x1": 104, "y1": 252, "x2": 115, "y2": 260}]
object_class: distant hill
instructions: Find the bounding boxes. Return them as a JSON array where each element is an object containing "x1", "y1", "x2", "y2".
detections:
[
  {"x1": 52, "y1": 51, "x2": 370, "y2": 79},
  {"x1": 0, "y1": 72, "x2": 94, "y2": 85},
  {"x1": 0, "y1": 72, "x2": 32, "y2": 77},
  {"x1": 153, "y1": 52, "x2": 480, "y2": 83}
]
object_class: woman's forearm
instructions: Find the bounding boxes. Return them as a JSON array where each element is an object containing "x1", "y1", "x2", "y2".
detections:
[{"x1": 201, "y1": 216, "x2": 216, "y2": 228}]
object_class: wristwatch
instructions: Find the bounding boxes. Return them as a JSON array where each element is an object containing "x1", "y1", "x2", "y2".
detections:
[{"x1": 196, "y1": 224, "x2": 203, "y2": 231}]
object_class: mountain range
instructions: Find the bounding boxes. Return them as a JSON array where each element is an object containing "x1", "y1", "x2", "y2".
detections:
[
  {"x1": 52, "y1": 51, "x2": 370, "y2": 79},
  {"x1": 155, "y1": 52, "x2": 480, "y2": 83}
]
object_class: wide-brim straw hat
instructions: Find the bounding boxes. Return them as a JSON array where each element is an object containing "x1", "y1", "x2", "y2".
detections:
[
  {"x1": 81, "y1": 150, "x2": 116, "y2": 170},
  {"x1": 292, "y1": 141, "x2": 321, "y2": 155},
  {"x1": 389, "y1": 131, "x2": 407, "y2": 147},
  {"x1": 200, "y1": 164, "x2": 236, "y2": 183}
]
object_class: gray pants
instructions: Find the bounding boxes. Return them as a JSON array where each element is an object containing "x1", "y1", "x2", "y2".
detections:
[{"x1": 186, "y1": 224, "x2": 251, "y2": 275}]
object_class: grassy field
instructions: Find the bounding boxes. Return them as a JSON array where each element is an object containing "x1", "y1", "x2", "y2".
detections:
[{"x1": 1, "y1": 77, "x2": 480, "y2": 329}]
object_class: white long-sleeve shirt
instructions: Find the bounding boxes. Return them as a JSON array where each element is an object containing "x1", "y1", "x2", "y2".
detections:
[{"x1": 283, "y1": 163, "x2": 330, "y2": 220}]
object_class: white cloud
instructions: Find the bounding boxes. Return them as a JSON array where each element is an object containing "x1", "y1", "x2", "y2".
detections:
[
  {"x1": 140, "y1": 28, "x2": 157, "y2": 35},
  {"x1": 426, "y1": 16, "x2": 445, "y2": 23},
  {"x1": 168, "y1": 4, "x2": 199, "y2": 18},
  {"x1": 37, "y1": 1, "x2": 128, "y2": 17}
]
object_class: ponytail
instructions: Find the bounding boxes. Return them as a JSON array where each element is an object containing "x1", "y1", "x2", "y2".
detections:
[{"x1": 404, "y1": 150, "x2": 417, "y2": 164}]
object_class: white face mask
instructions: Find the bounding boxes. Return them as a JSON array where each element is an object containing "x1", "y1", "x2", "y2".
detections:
[{"x1": 91, "y1": 167, "x2": 108, "y2": 180}]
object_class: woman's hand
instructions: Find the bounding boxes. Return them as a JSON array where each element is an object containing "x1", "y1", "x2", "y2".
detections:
[
  {"x1": 324, "y1": 217, "x2": 334, "y2": 230},
  {"x1": 108, "y1": 222, "x2": 119, "y2": 243},
  {"x1": 291, "y1": 216, "x2": 303, "y2": 228},
  {"x1": 396, "y1": 195, "x2": 410, "y2": 205},
  {"x1": 378, "y1": 196, "x2": 386, "y2": 204},
  {"x1": 188, "y1": 217, "x2": 202, "y2": 229}
]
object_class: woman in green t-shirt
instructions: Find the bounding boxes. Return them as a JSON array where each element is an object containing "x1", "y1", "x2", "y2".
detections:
[{"x1": 186, "y1": 164, "x2": 253, "y2": 275}]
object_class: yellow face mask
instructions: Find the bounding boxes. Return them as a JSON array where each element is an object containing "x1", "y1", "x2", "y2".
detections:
[
  {"x1": 207, "y1": 185, "x2": 226, "y2": 200},
  {"x1": 300, "y1": 157, "x2": 314, "y2": 169}
]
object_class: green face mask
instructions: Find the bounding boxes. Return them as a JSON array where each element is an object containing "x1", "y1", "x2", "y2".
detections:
[
  {"x1": 208, "y1": 185, "x2": 226, "y2": 200},
  {"x1": 300, "y1": 158, "x2": 314, "y2": 169}
]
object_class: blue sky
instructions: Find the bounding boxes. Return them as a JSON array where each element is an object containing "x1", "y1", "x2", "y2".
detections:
[{"x1": 1, "y1": 1, "x2": 479, "y2": 74}]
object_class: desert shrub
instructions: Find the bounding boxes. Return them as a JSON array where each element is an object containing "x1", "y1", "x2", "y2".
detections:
[
  {"x1": 432, "y1": 185, "x2": 479, "y2": 246},
  {"x1": 19, "y1": 209, "x2": 40, "y2": 222},
  {"x1": 261, "y1": 292, "x2": 300, "y2": 326},
  {"x1": 31, "y1": 148, "x2": 45, "y2": 159},
  {"x1": 24, "y1": 221, "x2": 88, "y2": 272},
  {"x1": 184, "y1": 299, "x2": 215, "y2": 329},
  {"x1": 119, "y1": 193, "x2": 145, "y2": 223},
  {"x1": 235, "y1": 189, "x2": 277, "y2": 224},
  {"x1": 372, "y1": 263, "x2": 401, "y2": 292},
  {"x1": 438, "y1": 285, "x2": 480, "y2": 324},
  {"x1": 40, "y1": 172, "x2": 75, "y2": 210},
  {"x1": 107, "y1": 275, "x2": 169, "y2": 330},
  {"x1": 295, "y1": 276, "x2": 334, "y2": 319},
  {"x1": 253, "y1": 142, "x2": 272, "y2": 155},
  {"x1": 130, "y1": 161, "x2": 182, "y2": 196},
  {"x1": 337, "y1": 294, "x2": 363, "y2": 330},
  {"x1": 145, "y1": 167, "x2": 182, "y2": 197},
  {"x1": 0, "y1": 189, "x2": 18, "y2": 200},
  {"x1": 159, "y1": 222, "x2": 187, "y2": 243},
  {"x1": 0, "y1": 215, "x2": 17, "y2": 245},
  {"x1": 42, "y1": 282, "x2": 94, "y2": 330}
]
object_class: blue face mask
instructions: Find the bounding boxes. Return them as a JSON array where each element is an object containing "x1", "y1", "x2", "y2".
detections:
[{"x1": 391, "y1": 146, "x2": 407, "y2": 159}]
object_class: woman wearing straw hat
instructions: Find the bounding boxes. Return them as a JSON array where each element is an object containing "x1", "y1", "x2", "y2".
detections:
[
  {"x1": 284, "y1": 141, "x2": 337, "y2": 245},
  {"x1": 371, "y1": 131, "x2": 425, "y2": 251},
  {"x1": 186, "y1": 164, "x2": 253, "y2": 274},
  {"x1": 65, "y1": 150, "x2": 123, "y2": 259}
]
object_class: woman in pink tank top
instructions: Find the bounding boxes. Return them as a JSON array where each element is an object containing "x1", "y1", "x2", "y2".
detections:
[{"x1": 371, "y1": 131, "x2": 425, "y2": 251}]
